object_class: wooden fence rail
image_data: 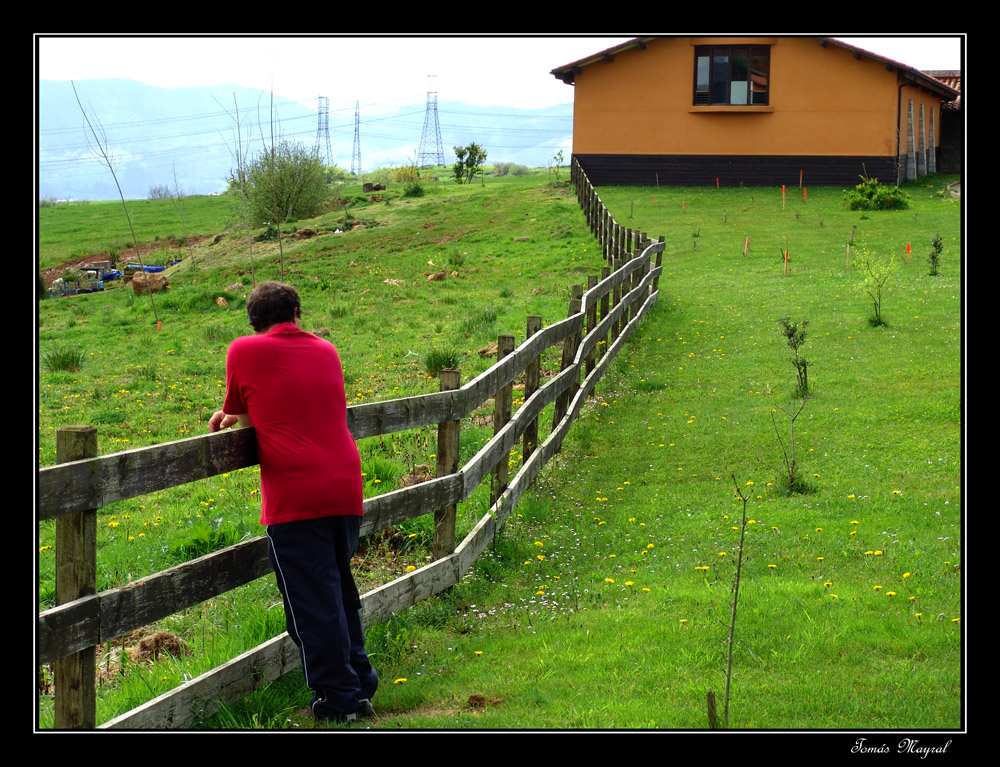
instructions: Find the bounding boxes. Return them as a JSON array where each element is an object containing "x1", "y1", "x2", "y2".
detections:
[{"x1": 37, "y1": 159, "x2": 664, "y2": 729}]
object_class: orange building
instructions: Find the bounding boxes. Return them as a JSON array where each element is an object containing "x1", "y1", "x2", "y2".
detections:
[{"x1": 551, "y1": 37, "x2": 959, "y2": 186}]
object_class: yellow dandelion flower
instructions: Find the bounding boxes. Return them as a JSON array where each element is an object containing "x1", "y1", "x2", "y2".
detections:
[
  {"x1": 873, "y1": 585, "x2": 882, "y2": 591},
  {"x1": 405, "y1": 565, "x2": 416, "y2": 572},
  {"x1": 605, "y1": 578, "x2": 615, "y2": 584},
  {"x1": 393, "y1": 678, "x2": 407, "y2": 684},
  {"x1": 768, "y1": 564, "x2": 777, "y2": 569}
]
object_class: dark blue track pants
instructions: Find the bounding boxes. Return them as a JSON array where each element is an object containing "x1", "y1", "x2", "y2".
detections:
[{"x1": 266, "y1": 515, "x2": 378, "y2": 717}]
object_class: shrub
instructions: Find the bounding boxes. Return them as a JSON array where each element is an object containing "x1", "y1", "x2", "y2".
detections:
[
  {"x1": 403, "y1": 182, "x2": 425, "y2": 198},
  {"x1": 245, "y1": 140, "x2": 329, "y2": 224},
  {"x1": 776, "y1": 317, "x2": 811, "y2": 396},
  {"x1": 393, "y1": 165, "x2": 420, "y2": 184},
  {"x1": 928, "y1": 234, "x2": 943, "y2": 276},
  {"x1": 843, "y1": 176, "x2": 909, "y2": 211},
  {"x1": 492, "y1": 162, "x2": 531, "y2": 177}
]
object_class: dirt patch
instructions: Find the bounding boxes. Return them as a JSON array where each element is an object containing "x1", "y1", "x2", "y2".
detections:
[{"x1": 40, "y1": 236, "x2": 211, "y2": 287}]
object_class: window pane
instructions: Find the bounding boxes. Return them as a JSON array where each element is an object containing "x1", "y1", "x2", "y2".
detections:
[
  {"x1": 750, "y1": 52, "x2": 769, "y2": 105},
  {"x1": 711, "y1": 55, "x2": 729, "y2": 104},
  {"x1": 695, "y1": 55, "x2": 710, "y2": 104},
  {"x1": 730, "y1": 53, "x2": 748, "y2": 105}
]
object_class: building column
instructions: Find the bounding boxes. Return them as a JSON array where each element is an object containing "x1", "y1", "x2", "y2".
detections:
[
  {"x1": 928, "y1": 107, "x2": 937, "y2": 175},
  {"x1": 906, "y1": 99, "x2": 917, "y2": 181},
  {"x1": 917, "y1": 103, "x2": 927, "y2": 177}
]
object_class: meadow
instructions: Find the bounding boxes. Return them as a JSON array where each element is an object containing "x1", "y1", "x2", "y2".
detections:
[{"x1": 36, "y1": 170, "x2": 962, "y2": 730}]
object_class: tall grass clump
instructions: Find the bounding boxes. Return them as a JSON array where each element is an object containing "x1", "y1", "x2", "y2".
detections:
[
  {"x1": 41, "y1": 346, "x2": 86, "y2": 373},
  {"x1": 424, "y1": 348, "x2": 462, "y2": 377}
]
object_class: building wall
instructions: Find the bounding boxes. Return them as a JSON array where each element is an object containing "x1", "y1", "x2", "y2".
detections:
[{"x1": 570, "y1": 37, "x2": 943, "y2": 185}]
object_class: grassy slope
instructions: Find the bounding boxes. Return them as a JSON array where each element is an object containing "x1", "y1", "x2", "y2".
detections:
[{"x1": 37, "y1": 174, "x2": 962, "y2": 731}]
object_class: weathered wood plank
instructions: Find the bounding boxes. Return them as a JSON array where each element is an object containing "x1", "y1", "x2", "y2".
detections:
[
  {"x1": 38, "y1": 428, "x2": 259, "y2": 521},
  {"x1": 100, "y1": 632, "x2": 301, "y2": 729},
  {"x1": 38, "y1": 538, "x2": 272, "y2": 664}
]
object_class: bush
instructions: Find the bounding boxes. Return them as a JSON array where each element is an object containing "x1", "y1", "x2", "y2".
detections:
[
  {"x1": 843, "y1": 177, "x2": 909, "y2": 211},
  {"x1": 492, "y1": 162, "x2": 531, "y2": 177},
  {"x1": 403, "y1": 182, "x2": 425, "y2": 198},
  {"x1": 245, "y1": 141, "x2": 329, "y2": 224},
  {"x1": 393, "y1": 165, "x2": 420, "y2": 184}
]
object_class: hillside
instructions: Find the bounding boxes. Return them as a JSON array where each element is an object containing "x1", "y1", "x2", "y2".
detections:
[{"x1": 38, "y1": 78, "x2": 573, "y2": 201}]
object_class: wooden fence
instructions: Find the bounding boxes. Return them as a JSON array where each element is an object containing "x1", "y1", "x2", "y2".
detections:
[{"x1": 36, "y1": 159, "x2": 664, "y2": 729}]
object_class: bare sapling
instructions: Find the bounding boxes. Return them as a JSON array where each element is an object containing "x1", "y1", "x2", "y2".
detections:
[
  {"x1": 170, "y1": 163, "x2": 195, "y2": 265},
  {"x1": 708, "y1": 474, "x2": 752, "y2": 728},
  {"x1": 259, "y1": 88, "x2": 285, "y2": 281},
  {"x1": 217, "y1": 94, "x2": 257, "y2": 285},
  {"x1": 71, "y1": 82, "x2": 160, "y2": 327},
  {"x1": 771, "y1": 398, "x2": 809, "y2": 494}
]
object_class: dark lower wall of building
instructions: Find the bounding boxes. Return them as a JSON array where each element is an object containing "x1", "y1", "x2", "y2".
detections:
[
  {"x1": 574, "y1": 154, "x2": 899, "y2": 187},
  {"x1": 939, "y1": 111, "x2": 962, "y2": 174}
]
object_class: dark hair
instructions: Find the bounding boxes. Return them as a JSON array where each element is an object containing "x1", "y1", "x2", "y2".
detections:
[{"x1": 246, "y1": 281, "x2": 301, "y2": 332}]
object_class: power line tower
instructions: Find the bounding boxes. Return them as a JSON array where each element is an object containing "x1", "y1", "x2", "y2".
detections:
[
  {"x1": 417, "y1": 91, "x2": 445, "y2": 168},
  {"x1": 350, "y1": 101, "x2": 362, "y2": 176},
  {"x1": 316, "y1": 96, "x2": 333, "y2": 165}
]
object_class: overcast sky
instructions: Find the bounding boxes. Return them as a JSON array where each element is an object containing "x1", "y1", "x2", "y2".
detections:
[{"x1": 36, "y1": 34, "x2": 964, "y2": 114}]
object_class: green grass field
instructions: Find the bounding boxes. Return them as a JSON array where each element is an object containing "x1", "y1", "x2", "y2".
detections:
[{"x1": 36, "y1": 170, "x2": 962, "y2": 731}]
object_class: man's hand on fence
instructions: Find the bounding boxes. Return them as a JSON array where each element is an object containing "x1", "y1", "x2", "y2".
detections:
[{"x1": 208, "y1": 411, "x2": 240, "y2": 432}]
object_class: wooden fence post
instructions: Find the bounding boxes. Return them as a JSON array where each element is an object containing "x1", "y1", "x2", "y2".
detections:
[
  {"x1": 654, "y1": 235, "x2": 664, "y2": 293},
  {"x1": 598, "y1": 266, "x2": 611, "y2": 362},
  {"x1": 522, "y1": 315, "x2": 543, "y2": 463},
  {"x1": 585, "y1": 274, "x2": 598, "y2": 377},
  {"x1": 611, "y1": 257, "x2": 624, "y2": 343},
  {"x1": 553, "y1": 288, "x2": 583, "y2": 434},
  {"x1": 491, "y1": 335, "x2": 515, "y2": 507},
  {"x1": 53, "y1": 425, "x2": 98, "y2": 730},
  {"x1": 433, "y1": 369, "x2": 461, "y2": 560}
]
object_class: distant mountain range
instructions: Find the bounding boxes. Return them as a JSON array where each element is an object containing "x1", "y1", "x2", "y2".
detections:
[{"x1": 37, "y1": 79, "x2": 575, "y2": 202}]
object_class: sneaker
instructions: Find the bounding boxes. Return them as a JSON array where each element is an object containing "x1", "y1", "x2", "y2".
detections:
[
  {"x1": 357, "y1": 699, "x2": 375, "y2": 719},
  {"x1": 316, "y1": 709, "x2": 357, "y2": 724},
  {"x1": 312, "y1": 697, "x2": 358, "y2": 724}
]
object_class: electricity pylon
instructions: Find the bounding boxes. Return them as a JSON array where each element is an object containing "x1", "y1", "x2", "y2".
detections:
[
  {"x1": 316, "y1": 96, "x2": 333, "y2": 165},
  {"x1": 350, "y1": 101, "x2": 362, "y2": 176},
  {"x1": 417, "y1": 91, "x2": 445, "y2": 168}
]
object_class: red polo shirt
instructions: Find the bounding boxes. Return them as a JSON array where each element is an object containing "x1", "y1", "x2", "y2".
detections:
[{"x1": 222, "y1": 323, "x2": 363, "y2": 525}]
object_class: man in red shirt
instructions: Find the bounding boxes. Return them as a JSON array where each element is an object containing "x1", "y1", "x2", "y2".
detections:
[{"x1": 209, "y1": 282, "x2": 377, "y2": 723}]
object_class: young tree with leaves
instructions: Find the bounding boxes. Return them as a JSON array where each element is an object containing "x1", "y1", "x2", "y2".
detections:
[{"x1": 453, "y1": 142, "x2": 487, "y2": 185}]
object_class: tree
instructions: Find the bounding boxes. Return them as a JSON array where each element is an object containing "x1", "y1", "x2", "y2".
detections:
[
  {"x1": 245, "y1": 140, "x2": 328, "y2": 224},
  {"x1": 453, "y1": 142, "x2": 487, "y2": 184},
  {"x1": 855, "y1": 245, "x2": 899, "y2": 327}
]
